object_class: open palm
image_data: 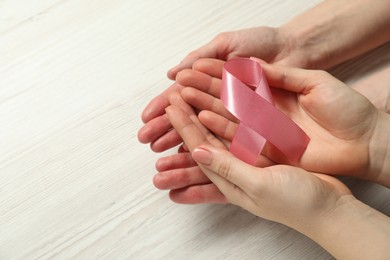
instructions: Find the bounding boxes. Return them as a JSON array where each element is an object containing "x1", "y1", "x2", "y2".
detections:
[{"x1": 177, "y1": 59, "x2": 378, "y2": 178}]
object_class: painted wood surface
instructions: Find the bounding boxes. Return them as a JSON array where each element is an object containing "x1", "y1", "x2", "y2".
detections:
[{"x1": 0, "y1": 1, "x2": 389, "y2": 259}]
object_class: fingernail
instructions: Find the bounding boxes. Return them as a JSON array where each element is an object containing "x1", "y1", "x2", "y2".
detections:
[{"x1": 192, "y1": 148, "x2": 212, "y2": 165}]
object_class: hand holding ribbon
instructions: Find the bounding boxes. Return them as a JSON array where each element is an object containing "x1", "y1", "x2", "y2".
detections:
[
  {"x1": 154, "y1": 58, "x2": 383, "y2": 204},
  {"x1": 221, "y1": 58, "x2": 309, "y2": 165},
  {"x1": 176, "y1": 58, "x2": 379, "y2": 177}
]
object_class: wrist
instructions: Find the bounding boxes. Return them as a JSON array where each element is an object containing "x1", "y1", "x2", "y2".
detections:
[
  {"x1": 278, "y1": 19, "x2": 335, "y2": 70},
  {"x1": 300, "y1": 195, "x2": 390, "y2": 259},
  {"x1": 278, "y1": 0, "x2": 390, "y2": 70},
  {"x1": 368, "y1": 111, "x2": 390, "y2": 187}
]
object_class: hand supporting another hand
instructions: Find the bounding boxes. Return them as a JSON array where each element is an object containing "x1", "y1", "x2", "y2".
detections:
[
  {"x1": 186, "y1": 60, "x2": 390, "y2": 181},
  {"x1": 138, "y1": 26, "x2": 302, "y2": 152},
  {"x1": 166, "y1": 97, "x2": 354, "y2": 214},
  {"x1": 155, "y1": 58, "x2": 390, "y2": 203},
  {"x1": 165, "y1": 91, "x2": 390, "y2": 260},
  {"x1": 139, "y1": 0, "x2": 390, "y2": 153},
  {"x1": 154, "y1": 92, "x2": 229, "y2": 204},
  {"x1": 167, "y1": 27, "x2": 295, "y2": 80}
]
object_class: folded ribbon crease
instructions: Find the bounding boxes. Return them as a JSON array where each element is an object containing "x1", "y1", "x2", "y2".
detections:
[{"x1": 221, "y1": 58, "x2": 310, "y2": 165}]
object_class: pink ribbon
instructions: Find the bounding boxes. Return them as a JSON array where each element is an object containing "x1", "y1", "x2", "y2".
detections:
[{"x1": 221, "y1": 58, "x2": 310, "y2": 165}]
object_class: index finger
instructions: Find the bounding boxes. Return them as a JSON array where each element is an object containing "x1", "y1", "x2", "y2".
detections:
[
  {"x1": 166, "y1": 105, "x2": 210, "y2": 152},
  {"x1": 141, "y1": 82, "x2": 183, "y2": 123}
]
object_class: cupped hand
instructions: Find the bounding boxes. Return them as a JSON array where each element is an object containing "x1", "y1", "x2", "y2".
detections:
[
  {"x1": 166, "y1": 101, "x2": 352, "y2": 229},
  {"x1": 153, "y1": 71, "x2": 274, "y2": 203},
  {"x1": 192, "y1": 144, "x2": 352, "y2": 229},
  {"x1": 154, "y1": 92, "x2": 228, "y2": 204},
  {"x1": 167, "y1": 27, "x2": 291, "y2": 80},
  {"x1": 137, "y1": 59, "x2": 225, "y2": 152},
  {"x1": 138, "y1": 26, "x2": 305, "y2": 153},
  {"x1": 176, "y1": 59, "x2": 380, "y2": 181}
]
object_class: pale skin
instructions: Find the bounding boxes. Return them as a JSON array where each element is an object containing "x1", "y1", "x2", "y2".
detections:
[
  {"x1": 164, "y1": 101, "x2": 390, "y2": 259},
  {"x1": 138, "y1": 0, "x2": 390, "y2": 153},
  {"x1": 137, "y1": 0, "x2": 390, "y2": 257},
  {"x1": 138, "y1": 0, "x2": 390, "y2": 203},
  {"x1": 163, "y1": 63, "x2": 390, "y2": 259},
  {"x1": 154, "y1": 60, "x2": 390, "y2": 204}
]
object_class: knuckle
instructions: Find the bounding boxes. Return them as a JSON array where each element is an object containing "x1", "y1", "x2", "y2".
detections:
[
  {"x1": 247, "y1": 180, "x2": 263, "y2": 198},
  {"x1": 217, "y1": 160, "x2": 232, "y2": 180},
  {"x1": 176, "y1": 69, "x2": 192, "y2": 82},
  {"x1": 214, "y1": 31, "x2": 229, "y2": 40},
  {"x1": 226, "y1": 185, "x2": 246, "y2": 206},
  {"x1": 187, "y1": 50, "x2": 199, "y2": 59},
  {"x1": 192, "y1": 59, "x2": 202, "y2": 69}
]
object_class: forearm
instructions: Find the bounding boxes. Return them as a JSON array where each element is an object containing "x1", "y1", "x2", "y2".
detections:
[
  {"x1": 280, "y1": 0, "x2": 390, "y2": 69},
  {"x1": 301, "y1": 195, "x2": 390, "y2": 259}
]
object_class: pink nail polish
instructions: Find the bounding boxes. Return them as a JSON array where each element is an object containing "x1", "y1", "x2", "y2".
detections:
[{"x1": 192, "y1": 148, "x2": 212, "y2": 165}]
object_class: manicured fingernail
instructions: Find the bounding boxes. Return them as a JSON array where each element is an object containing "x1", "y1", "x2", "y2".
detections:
[{"x1": 192, "y1": 148, "x2": 212, "y2": 165}]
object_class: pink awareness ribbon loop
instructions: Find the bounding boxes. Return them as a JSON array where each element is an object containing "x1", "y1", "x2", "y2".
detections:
[{"x1": 221, "y1": 58, "x2": 310, "y2": 165}]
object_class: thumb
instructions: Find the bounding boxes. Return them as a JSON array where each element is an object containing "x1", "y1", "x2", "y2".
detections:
[
  {"x1": 192, "y1": 145, "x2": 260, "y2": 194},
  {"x1": 167, "y1": 40, "x2": 222, "y2": 80},
  {"x1": 261, "y1": 63, "x2": 319, "y2": 94}
]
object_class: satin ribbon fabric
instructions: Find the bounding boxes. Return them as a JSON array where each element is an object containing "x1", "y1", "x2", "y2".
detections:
[{"x1": 221, "y1": 58, "x2": 310, "y2": 165}]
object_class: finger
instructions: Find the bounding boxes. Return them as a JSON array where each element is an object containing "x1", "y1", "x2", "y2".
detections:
[
  {"x1": 137, "y1": 114, "x2": 172, "y2": 144},
  {"x1": 192, "y1": 58, "x2": 225, "y2": 79},
  {"x1": 153, "y1": 166, "x2": 211, "y2": 190},
  {"x1": 168, "y1": 92, "x2": 196, "y2": 116},
  {"x1": 192, "y1": 145, "x2": 264, "y2": 194},
  {"x1": 155, "y1": 152, "x2": 197, "y2": 172},
  {"x1": 150, "y1": 130, "x2": 182, "y2": 152},
  {"x1": 178, "y1": 144, "x2": 187, "y2": 153},
  {"x1": 262, "y1": 63, "x2": 320, "y2": 94},
  {"x1": 169, "y1": 183, "x2": 228, "y2": 204},
  {"x1": 198, "y1": 111, "x2": 278, "y2": 167},
  {"x1": 167, "y1": 41, "x2": 221, "y2": 80},
  {"x1": 141, "y1": 82, "x2": 183, "y2": 123},
  {"x1": 166, "y1": 105, "x2": 210, "y2": 152},
  {"x1": 168, "y1": 95, "x2": 226, "y2": 150},
  {"x1": 176, "y1": 69, "x2": 221, "y2": 98},
  {"x1": 198, "y1": 110, "x2": 237, "y2": 141},
  {"x1": 181, "y1": 87, "x2": 237, "y2": 122},
  {"x1": 177, "y1": 143, "x2": 189, "y2": 153}
]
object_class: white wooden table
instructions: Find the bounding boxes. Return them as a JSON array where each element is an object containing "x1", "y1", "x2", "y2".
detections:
[{"x1": 1, "y1": 1, "x2": 389, "y2": 259}]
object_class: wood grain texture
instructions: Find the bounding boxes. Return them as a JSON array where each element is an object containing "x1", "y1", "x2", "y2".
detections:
[{"x1": 0, "y1": 0, "x2": 389, "y2": 259}]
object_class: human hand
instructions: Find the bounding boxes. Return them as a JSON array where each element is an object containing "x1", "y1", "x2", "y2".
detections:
[
  {"x1": 167, "y1": 27, "x2": 301, "y2": 80},
  {"x1": 192, "y1": 145, "x2": 352, "y2": 230},
  {"x1": 175, "y1": 59, "x2": 384, "y2": 182},
  {"x1": 138, "y1": 26, "x2": 306, "y2": 152},
  {"x1": 154, "y1": 64, "x2": 275, "y2": 203},
  {"x1": 166, "y1": 100, "x2": 390, "y2": 260},
  {"x1": 191, "y1": 142, "x2": 390, "y2": 260},
  {"x1": 138, "y1": 81, "x2": 184, "y2": 152},
  {"x1": 165, "y1": 101, "x2": 351, "y2": 226},
  {"x1": 137, "y1": 61, "x2": 226, "y2": 152},
  {"x1": 157, "y1": 94, "x2": 228, "y2": 204}
]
